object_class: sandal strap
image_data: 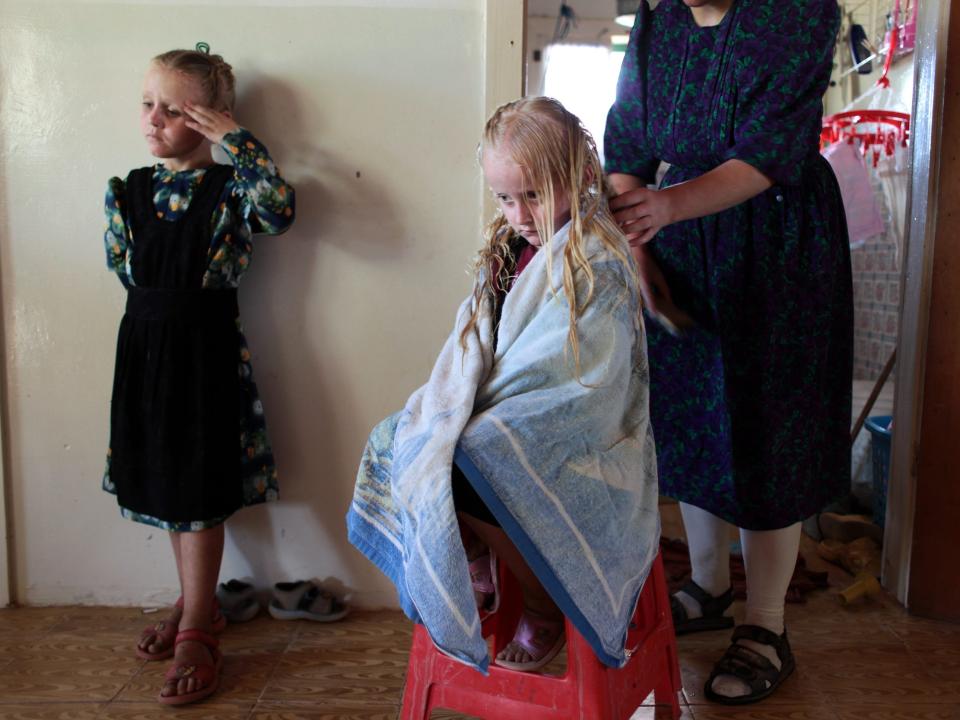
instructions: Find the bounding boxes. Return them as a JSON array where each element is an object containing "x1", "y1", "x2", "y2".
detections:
[
  {"x1": 164, "y1": 629, "x2": 221, "y2": 684},
  {"x1": 678, "y1": 579, "x2": 734, "y2": 616},
  {"x1": 669, "y1": 593, "x2": 689, "y2": 624},
  {"x1": 299, "y1": 584, "x2": 336, "y2": 615},
  {"x1": 273, "y1": 580, "x2": 332, "y2": 614},
  {"x1": 175, "y1": 628, "x2": 219, "y2": 650},
  {"x1": 512, "y1": 611, "x2": 564, "y2": 657},
  {"x1": 164, "y1": 658, "x2": 219, "y2": 683},
  {"x1": 731, "y1": 624, "x2": 791, "y2": 665},
  {"x1": 469, "y1": 554, "x2": 496, "y2": 594},
  {"x1": 716, "y1": 643, "x2": 777, "y2": 680}
]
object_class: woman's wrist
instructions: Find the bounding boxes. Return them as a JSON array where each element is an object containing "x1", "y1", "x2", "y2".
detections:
[
  {"x1": 659, "y1": 185, "x2": 681, "y2": 227},
  {"x1": 608, "y1": 172, "x2": 647, "y2": 196}
]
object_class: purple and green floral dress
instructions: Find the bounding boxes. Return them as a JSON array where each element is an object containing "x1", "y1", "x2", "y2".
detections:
[
  {"x1": 604, "y1": 0, "x2": 853, "y2": 530},
  {"x1": 102, "y1": 129, "x2": 295, "y2": 531}
]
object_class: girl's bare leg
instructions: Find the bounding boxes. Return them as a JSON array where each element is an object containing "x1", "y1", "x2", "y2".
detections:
[
  {"x1": 137, "y1": 531, "x2": 186, "y2": 656},
  {"x1": 160, "y1": 524, "x2": 225, "y2": 698}
]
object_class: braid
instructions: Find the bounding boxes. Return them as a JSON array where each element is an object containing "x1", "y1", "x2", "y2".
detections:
[{"x1": 153, "y1": 47, "x2": 235, "y2": 110}]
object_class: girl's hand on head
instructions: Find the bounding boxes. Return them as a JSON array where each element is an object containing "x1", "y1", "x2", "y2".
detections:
[
  {"x1": 609, "y1": 186, "x2": 675, "y2": 246},
  {"x1": 183, "y1": 103, "x2": 240, "y2": 144}
]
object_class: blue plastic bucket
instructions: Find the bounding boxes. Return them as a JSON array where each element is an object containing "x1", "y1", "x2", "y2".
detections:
[{"x1": 864, "y1": 415, "x2": 892, "y2": 527}]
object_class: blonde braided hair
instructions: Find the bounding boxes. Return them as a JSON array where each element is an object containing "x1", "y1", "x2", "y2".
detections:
[{"x1": 152, "y1": 46, "x2": 235, "y2": 111}]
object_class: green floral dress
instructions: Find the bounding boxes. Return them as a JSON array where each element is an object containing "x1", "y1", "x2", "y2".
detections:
[
  {"x1": 604, "y1": 0, "x2": 853, "y2": 530},
  {"x1": 102, "y1": 129, "x2": 295, "y2": 531}
]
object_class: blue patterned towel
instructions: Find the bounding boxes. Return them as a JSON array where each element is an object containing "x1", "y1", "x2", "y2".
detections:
[{"x1": 347, "y1": 223, "x2": 660, "y2": 672}]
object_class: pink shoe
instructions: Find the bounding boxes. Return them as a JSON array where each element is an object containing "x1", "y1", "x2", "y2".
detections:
[
  {"x1": 494, "y1": 609, "x2": 566, "y2": 672},
  {"x1": 469, "y1": 552, "x2": 499, "y2": 616}
]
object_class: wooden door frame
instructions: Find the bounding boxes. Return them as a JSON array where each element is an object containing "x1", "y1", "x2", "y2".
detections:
[
  {"x1": 0, "y1": 261, "x2": 10, "y2": 607},
  {"x1": 482, "y1": 0, "x2": 526, "y2": 224},
  {"x1": 882, "y1": 0, "x2": 952, "y2": 605}
]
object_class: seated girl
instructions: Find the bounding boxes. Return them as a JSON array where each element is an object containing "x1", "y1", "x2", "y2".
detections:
[{"x1": 347, "y1": 97, "x2": 660, "y2": 673}]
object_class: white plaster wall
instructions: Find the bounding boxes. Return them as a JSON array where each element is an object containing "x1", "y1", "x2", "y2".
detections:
[{"x1": 0, "y1": 0, "x2": 487, "y2": 607}]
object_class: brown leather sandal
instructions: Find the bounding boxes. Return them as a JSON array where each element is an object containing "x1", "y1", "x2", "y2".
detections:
[
  {"x1": 669, "y1": 579, "x2": 735, "y2": 635},
  {"x1": 704, "y1": 625, "x2": 796, "y2": 705}
]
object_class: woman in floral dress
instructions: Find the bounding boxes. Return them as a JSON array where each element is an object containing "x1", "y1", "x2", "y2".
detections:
[{"x1": 604, "y1": 0, "x2": 852, "y2": 704}]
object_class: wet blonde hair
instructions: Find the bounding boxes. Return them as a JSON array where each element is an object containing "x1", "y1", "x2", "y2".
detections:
[
  {"x1": 462, "y1": 96, "x2": 636, "y2": 377},
  {"x1": 152, "y1": 47, "x2": 235, "y2": 111}
]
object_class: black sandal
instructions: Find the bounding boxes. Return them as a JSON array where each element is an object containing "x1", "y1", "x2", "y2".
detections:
[
  {"x1": 669, "y1": 579, "x2": 735, "y2": 635},
  {"x1": 704, "y1": 624, "x2": 796, "y2": 705}
]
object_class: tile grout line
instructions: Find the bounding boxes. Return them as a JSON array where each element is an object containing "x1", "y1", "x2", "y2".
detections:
[{"x1": 248, "y1": 618, "x2": 305, "y2": 712}]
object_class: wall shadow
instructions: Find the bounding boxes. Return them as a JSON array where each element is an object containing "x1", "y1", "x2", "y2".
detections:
[{"x1": 222, "y1": 74, "x2": 403, "y2": 599}]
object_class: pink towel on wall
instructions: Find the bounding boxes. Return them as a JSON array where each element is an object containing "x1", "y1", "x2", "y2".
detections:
[{"x1": 823, "y1": 141, "x2": 885, "y2": 247}]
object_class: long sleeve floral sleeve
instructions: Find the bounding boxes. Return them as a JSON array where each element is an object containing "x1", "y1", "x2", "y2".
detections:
[
  {"x1": 104, "y1": 177, "x2": 132, "y2": 287},
  {"x1": 218, "y1": 128, "x2": 295, "y2": 235},
  {"x1": 204, "y1": 128, "x2": 295, "y2": 287}
]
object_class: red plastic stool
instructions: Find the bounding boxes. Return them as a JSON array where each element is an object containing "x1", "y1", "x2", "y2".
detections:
[{"x1": 400, "y1": 553, "x2": 682, "y2": 720}]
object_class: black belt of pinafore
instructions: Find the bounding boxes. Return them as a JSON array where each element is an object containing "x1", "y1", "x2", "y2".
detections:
[{"x1": 125, "y1": 286, "x2": 239, "y2": 323}]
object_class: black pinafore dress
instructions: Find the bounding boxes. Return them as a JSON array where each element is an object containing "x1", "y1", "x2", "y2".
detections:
[{"x1": 109, "y1": 164, "x2": 244, "y2": 524}]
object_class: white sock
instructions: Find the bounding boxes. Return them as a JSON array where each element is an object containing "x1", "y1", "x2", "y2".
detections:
[
  {"x1": 676, "y1": 503, "x2": 731, "y2": 618},
  {"x1": 710, "y1": 522, "x2": 801, "y2": 699}
]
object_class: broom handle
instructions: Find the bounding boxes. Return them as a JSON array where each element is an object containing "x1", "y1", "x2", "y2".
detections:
[{"x1": 851, "y1": 348, "x2": 897, "y2": 444}]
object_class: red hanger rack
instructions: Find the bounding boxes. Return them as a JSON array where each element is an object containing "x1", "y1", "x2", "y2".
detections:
[{"x1": 821, "y1": 110, "x2": 911, "y2": 167}]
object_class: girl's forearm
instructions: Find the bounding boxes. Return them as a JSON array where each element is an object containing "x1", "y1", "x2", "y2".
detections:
[{"x1": 662, "y1": 159, "x2": 772, "y2": 224}]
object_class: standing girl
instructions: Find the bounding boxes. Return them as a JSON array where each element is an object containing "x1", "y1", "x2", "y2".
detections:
[
  {"x1": 102, "y1": 46, "x2": 295, "y2": 705},
  {"x1": 348, "y1": 97, "x2": 660, "y2": 674}
]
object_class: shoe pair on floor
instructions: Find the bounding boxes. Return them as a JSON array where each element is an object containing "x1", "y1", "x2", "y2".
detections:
[{"x1": 217, "y1": 578, "x2": 350, "y2": 623}]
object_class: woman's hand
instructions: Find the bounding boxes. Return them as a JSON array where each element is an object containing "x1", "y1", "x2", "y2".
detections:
[
  {"x1": 608, "y1": 161, "x2": 773, "y2": 246},
  {"x1": 184, "y1": 103, "x2": 240, "y2": 144},
  {"x1": 610, "y1": 186, "x2": 676, "y2": 246}
]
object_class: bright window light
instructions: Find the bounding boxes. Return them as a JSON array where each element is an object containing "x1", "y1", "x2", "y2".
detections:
[{"x1": 542, "y1": 44, "x2": 626, "y2": 163}]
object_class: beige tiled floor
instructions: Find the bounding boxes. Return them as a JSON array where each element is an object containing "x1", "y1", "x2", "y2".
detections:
[{"x1": 1, "y1": 545, "x2": 958, "y2": 719}]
